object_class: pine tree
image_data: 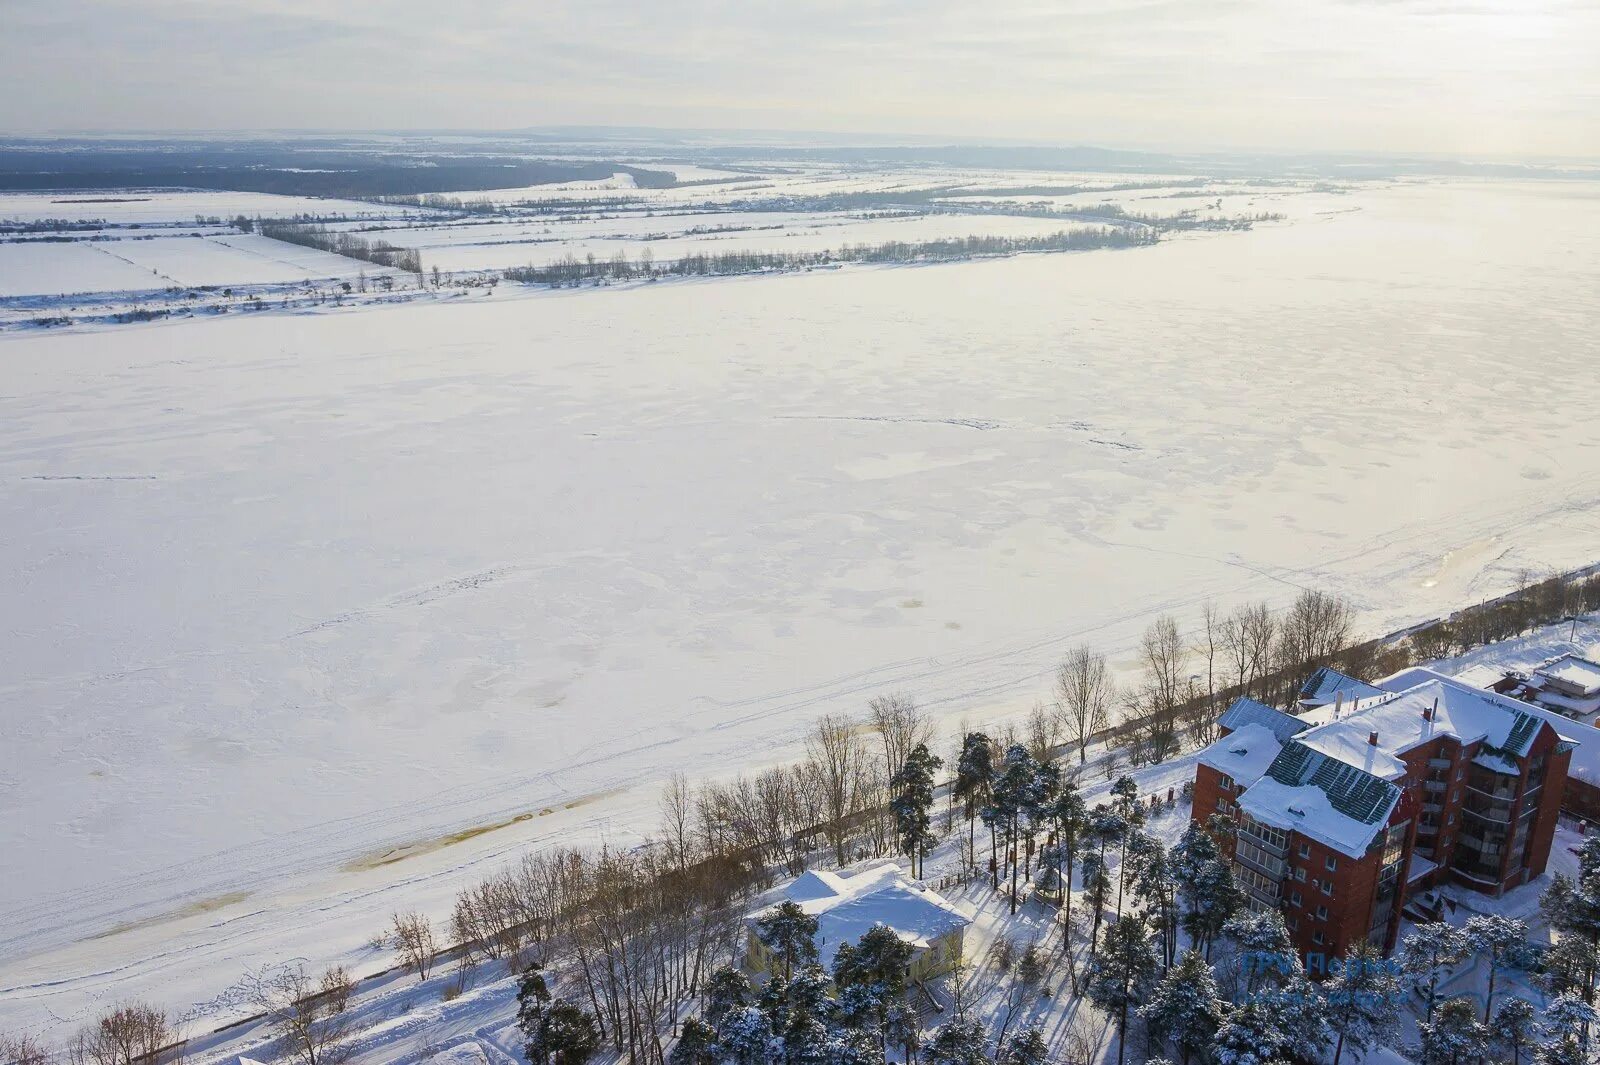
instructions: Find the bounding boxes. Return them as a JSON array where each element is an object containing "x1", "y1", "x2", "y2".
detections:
[
  {"x1": 998, "y1": 1027, "x2": 1048, "y2": 1065},
  {"x1": 1323, "y1": 944, "x2": 1401, "y2": 1065},
  {"x1": 1541, "y1": 838, "x2": 1600, "y2": 1005},
  {"x1": 1537, "y1": 992, "x2": 1598, "y2": 1065},
  {"x1": 1171, "y1": 822, "x2": 1240, "y2": 960},
  {"x1": 517, "y1": 965, "x2": 552, "y2": 1058},
  {"x1": 1081, "y1": 850, "x2": 1113, "y2": 952},
  {"x1": 705, "y1": 967, "x2": 752, "y2": 1029},
  {"x1": 718, "y1": 1006, "x2": 776, "y2": 1065},
  {"x1": 1398, "y1": 923, "x2": 1473, "y2": 1023},
  {"x1": 755, "y1": 901, "x2": 820, "y2": 983},
  {"x1": 1417, "y1": 996, "x2": 1487, "y2": 1065},
  {"x1": 1086, "y1": 915, "x2": 1160, "y2": 1065},
  {"x1": 669, "y1": 1018, "x2": 718, "y2": 1065},
  {"x1": 1043, "y1": 778, "x2": 1087, "y2": 947},
  {"x1": 1137, "y1": 949, "x2": 1222, "y2": 1065},
  {"x1": 890, "y1": 744, "x2": 943, "y2": 878},
  {"x1": 925, "y1": 1019, "x2": 988, "y2": 1065},
  {"x1": 1222, "y1": 910, "x2": 1297, "y2": 998},
  {"x1": 1108, "y1": 776, "x2": 1146, "y2": 918},
  {"x1": 1128, "y1": 830, "x2": 1179, "y2": 968},
  {"x1": 1494, "y1": 997, "x2": 1538, "y2": 1065},
  {"x1": 833, "y1": 925, "x2": 912, "y2": 999},
  {"x1": 1465, "y1": 914, "x2": 1535, "y2": 1022},
  {"x1": 539, "y1": 1001, "x2": 600, "y2": 1065},
  {"x1": 954, "y1": 733, "x2": 994, "y2": 876},
  {"x1": 990, "y1": 746, "x2": 1040, "y2": 913},
  {"x1": 1213, "y1": 1000, "x2": 1292, "y2": 1065}
]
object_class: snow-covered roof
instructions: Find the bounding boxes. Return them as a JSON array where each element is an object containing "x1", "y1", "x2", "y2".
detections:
[
  {"x1": 1198, "y1": 722, "x2": 1285, "y2": 788},
  {"x1": 1218, "y1": 696, "x2": 1308, "y2": 744},
  {"x1": 1536, "y1": 654, "x2": 1600, "y2": 697},
  {"x1": 1252, "y1": 736, "x2": 1401, "y2": 856},
  {"x1": 763, "y1": 862, "x2": 972, "y2": 967},
  {"x1": 1377, "y1": 666, "x2": 1599, "y2": 786},
  {"x1": 1299, "y1": 666, "x2": 1388, "y2": 707},
  {"x1": 1406, "y1": 851, "x2": 1439, "y2": 884}
]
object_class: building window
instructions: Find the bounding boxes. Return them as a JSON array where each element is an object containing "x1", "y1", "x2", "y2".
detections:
[
  {"x1": 1299, "y1": 843, "x2": 1311, "y2": 859},
  {"x1": 1325, "y1": 855, "x2": 1338, "y2": 872},
  {"x1": 1296, "y1": 867, "x2": 1307, "y2": 882},
  {"x1": 1316, "y1": 905, "x2": 1328, "y2": 920},
  {"x1": 1313, "y1": 930, "x2": 1326, "y2": 945},
  {"x1": 1321, "y1": 879, "x2": 1333, "y2": 895},
  {"x1": 1219, "y1": 774, "x2": 1235, "y2": 791},
  {"x1": 1290, "y1": 890, "x2": 1303, "y2": 906}
]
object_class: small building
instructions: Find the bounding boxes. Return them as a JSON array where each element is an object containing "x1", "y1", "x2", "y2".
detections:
[
  {"x1": 1533, "y1": 653, "x2": 1600, "y2": 715},
  {"x1": 1298, "y1": 667, "x2": 1388, "y2": 712},
  {"x1": 746, "y1": 863, "x2": 972, "y2": 983}
]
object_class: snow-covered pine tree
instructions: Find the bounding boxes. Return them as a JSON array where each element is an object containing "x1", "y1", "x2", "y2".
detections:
[
  {"x1": 997, "y1": 1027, "x2": 1048, "y2": 1065},
  {"x1": 1464, "y1": 914, "x2": 1535, "y2": 1023},
  {"x1": 1221, "y1": 909, "x2": 1297, "y2": 998},
  {"x1": 1128, "y1": 830, "x2": 1179, "y2": 969},
  {"x1": 669, "y1": 1017, "x2": 718, "y2": 1065},
  {"x1": 924, "y1": 1019, "x2": 988, "y2": 1065},
  {"x1": 1212, "y1": 1000, "x2": 1292, "y2": 1065},
  {"x1": 1137, "y1": 948, "x2": 1222, "y2": 1065},
  {"x1": 889, "y1": 743, "x2": 943, "y2": 878},
  {"x1": 1322, "y1": 943, "x2": 1401, "y2": 1065},
  {"x1": 1080, "y1": 849, "x2": 1113, "y2": 952},
  {"x1": 1171, "y1": 821, "x2": 1240, "y2": 960},
  {"x1": 1416, "y1": 995, "x2": 1488, "y2": 1065},
  {"x1": 1085, "y1": 914, "x2": 1160, "y2": 1065},
  {"x1": 717, "y1": 1005, "x2": 776, "y2": 1065},
  {"x1": 754, "y1": 901, "x2": 820, "y2": 984},
  {"x1": 705, "y1": 967, "x2": 752, "y2": 1030},
  {"x1": 1493, "y1": 997, "x2": 1538, "y2": 1065},
  {"x1": 954, "y1": 733, "x2": 994, "y2": 876},
  {"x1": 1397, "y1": 923, "x2": 1473, "y2": 1024},
  {"x1": 1535, "y1": 992, "x2": 1598, "y2": 1065}
]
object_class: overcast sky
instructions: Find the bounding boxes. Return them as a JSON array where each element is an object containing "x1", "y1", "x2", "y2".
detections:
[{"x1": 3, "y1": 0, "x2": 1596, "y2": 159}]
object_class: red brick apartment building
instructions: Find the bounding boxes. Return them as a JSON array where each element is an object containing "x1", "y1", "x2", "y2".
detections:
[{"x1": 1193, "y1": 669, "x2": 1575, "y2": 970}]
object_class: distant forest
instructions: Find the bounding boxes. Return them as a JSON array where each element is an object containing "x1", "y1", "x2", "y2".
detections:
[
  {"x1": 503, "y1": 227, "x2": 1157, "y2": 285},
  {"x1": 0, "y1": 146, "x2": 676, "y2": 198}
]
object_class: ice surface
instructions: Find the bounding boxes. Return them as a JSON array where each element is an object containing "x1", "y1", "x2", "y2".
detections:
[{"x1": 4, "y1": 177, "x2": 1600, "y2": 1035}]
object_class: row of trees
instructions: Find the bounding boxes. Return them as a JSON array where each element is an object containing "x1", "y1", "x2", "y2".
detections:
[
  {"x1": 255, "y1": 220, "x2": 423, "y2": 274},
  {"x1": 501, "y1": 227, "x2": 1157, "y2": 287}
]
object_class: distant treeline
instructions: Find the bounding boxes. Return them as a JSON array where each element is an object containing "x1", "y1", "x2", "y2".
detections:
[
  {"x1": 257, "y1": 220, "x2": 422, "y2": 274},
  {"x1": 504, "y1": 226, "x2": 1156, "y2": 285}
]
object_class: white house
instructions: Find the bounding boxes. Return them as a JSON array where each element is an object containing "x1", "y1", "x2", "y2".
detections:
[{"x1": 746, "y1": 862, "x2": 971, "y2": 983}]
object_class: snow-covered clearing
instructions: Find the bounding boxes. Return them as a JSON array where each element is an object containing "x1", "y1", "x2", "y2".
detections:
[
  {"x1": 0, "y1": 190, "x2": 421, "y2": 225},
  {"x1": 3, "y1": 177, "x2": 1600, "y2": 1040}
]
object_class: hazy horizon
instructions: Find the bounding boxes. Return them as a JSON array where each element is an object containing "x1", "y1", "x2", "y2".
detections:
[{"x1": 4, "y1": 0, "x2": 1597, "y2": 161}]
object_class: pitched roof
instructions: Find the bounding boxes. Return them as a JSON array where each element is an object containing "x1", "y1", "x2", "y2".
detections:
[
  {"x1": 764, "y1": 862, "x2": 972, "y2": 967},
  {"x1": 1218, "y1": 696, "x2": 1308, "y2": 743},
  {"x1": 1198, "y1": 722, "x2": 1286, "y2": 788},
  {"x1": 1300, "y1": 665, "x2": 1388, "y2": 706},
  {"x1": 1238, "y1": 739, "x2": 1401, "y2": 857}
]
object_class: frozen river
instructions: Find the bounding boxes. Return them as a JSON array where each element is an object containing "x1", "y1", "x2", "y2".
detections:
[{"x1": 3, "y1": 178, "x2": 1600, "y2": 1034}]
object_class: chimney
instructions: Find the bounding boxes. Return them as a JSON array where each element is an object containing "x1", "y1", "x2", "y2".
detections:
[
  {"x1": 1334, "y1": 692, "x2": 1344, "y2": 718},
  {"x1": 1423, "y1": 697, "x2": 1437, "y2": 722},
  {"x1": 1368, "y1": 730, "x2": 1379, "y2": 747}
]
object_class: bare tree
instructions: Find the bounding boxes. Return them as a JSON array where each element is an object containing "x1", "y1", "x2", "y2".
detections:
[
  {"x1": 1055, "y1": 646, "x2": 1115, "y2": 764},
  {"x1": 806, "y1": 714, "x2": 867, "y2": 864},
  {"x1": 247, "y1": 965, "x2": 355, "y2": 1065},
  {"x1": 1026, "y1": 701, "x2": 1062, "y2": 763},
  {"x1": 1275, "y1": 589, "x2": 1355, "y2": 702},
  {"x1": 1193, "y1": 601, "x2": 1225, "y2": 744},
  {"x1": 67, "y1": 1004, "x2": 181, "y2": 1065},
  {"x1": 391, "y1": 911, "x2": 438, "y2": 982},
  {"x1": 868, "y1": 693, "x2": 934, "y2": 785},
  {"x1": 1, "y1": 1033, "x2": 49, "y2": 1065},
  {"x1": 1138, "y1": 615, "x2": 1186, "y2": 760},
  {"x1": 659, "y1": 771, "x2": 697, "y2": 871}
]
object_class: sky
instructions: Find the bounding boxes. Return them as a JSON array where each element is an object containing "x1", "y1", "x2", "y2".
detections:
[{"x1": 2, "y1": 0, "x2": 1597, "y2": 159}]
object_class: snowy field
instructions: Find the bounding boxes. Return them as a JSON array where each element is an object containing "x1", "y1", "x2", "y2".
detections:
[
  {"x1": 0, "y1": 189, "x2": 422, "y2": 225},
  {"x1": 3, "y1": 177, "x2": 1600, "y2": 1038}
]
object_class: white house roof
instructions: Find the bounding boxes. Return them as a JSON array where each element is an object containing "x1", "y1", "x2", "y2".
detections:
[
  {"x1": 1199, "y1": 722, "x2": 1286, "y2": 788},
  {"x1": 764, "y1": 862, "x2": 972, "y2": 968},
  {"x1": 1536, "y1": 654, "x2": 1600, "y2": 697},
  {"x1": 1218, "y1": 696, "x2": 1308, "y2": 744},
  {"x1": 1300, "y1": 666, "x2": 1389, "y2": 707}
]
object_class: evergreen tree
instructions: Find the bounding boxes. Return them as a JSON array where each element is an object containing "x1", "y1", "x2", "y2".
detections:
[
  {"x1": 1213, "y1": 1000, "x2": 1293, "y2": 1065},
  {"x1": 1494, "y1": 997, "x2": 1538, "y2": 1065},
  {"x1": 1417, "y1": 996, "x2": 1487, "y2": 1065},
  {"x1": 1137, "y1": 949, "x2": 1222, "y2": 1065},
  {"x1": 1043, "y1": 778, "x2": 1087, "y2": 947},
  {"x1": 1541, "y1": 838, "x2": 1600, "y2": 1005},
  {"x1": 538, "y1": 1001, "x2": 600, "y2": 1065},
  {"x1": 705, "y1": 967, "x2": 752, "y2": 1030},
  {"x1": 1128, "y1": 830, "x2": 1179, "y2": 968},
  {"x1": 833, "y1": 925, "x2": 913, "y2": 998},
  {"x1": 890, "y1": 744, "x2": 943, "y2": 878},
  {"x1": 670, "y1": 1018, "x2": 718, "y2": 1065},
  {"x1": 1085, "y1": 914, "x2": 1160, "y2": 1065},
  {"x1": 831, "y1": 984, "x2": 883, "y2": 1035},
  {"x1": 1323, "y1": 944, "x2": 1401, "y2": 1065},
  {"x1": 516, "y1": 966, "x2": 553, "y2": 1058},
  {"x1": 989, "y1": 746, "x2": 1040, "y2": 913},
  {"x1": 1080, "y1": 849, "x2": 1113, "y2": 952},
  {"x1": 1107, "y1": 776, "x2": 1146, "y2": 918},
  {"x1": 1397, "y1": 923, "x2": 1473, "y2": 1023},
  {"x1": 998, "y1": 1027, "x2": 1048, "y2": 1065},
  {"x1": 954, "y1": 732, "x2": 994, "y2": 876},
  {"x1": 718, "y1": 1006, "x2": 776, "y2": 1065},
  {"x1": 924, "y1": 1019, "x2": 988, "y2": 1065},
  {"x1": 1464, "y1": 914, "x2": 1534, "y2": 1022},
  {"x1": 755, "y1": 901, "x2": 820, "y2": 983},
  {"x1": 1537, "y1": 992, "x2": 1598, "y2": 1065},
  {"x1": 1222, "y1": 910, "x2": 1298, "y2": 998},
  {"x1": 1171, "y1": 822, "x2": 1240, "y2": 960}
]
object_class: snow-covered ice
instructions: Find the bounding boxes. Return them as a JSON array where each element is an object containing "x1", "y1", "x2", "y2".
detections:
[{"x1": 3, "y1": 177, "x2": 1600, "y2": 1037}]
